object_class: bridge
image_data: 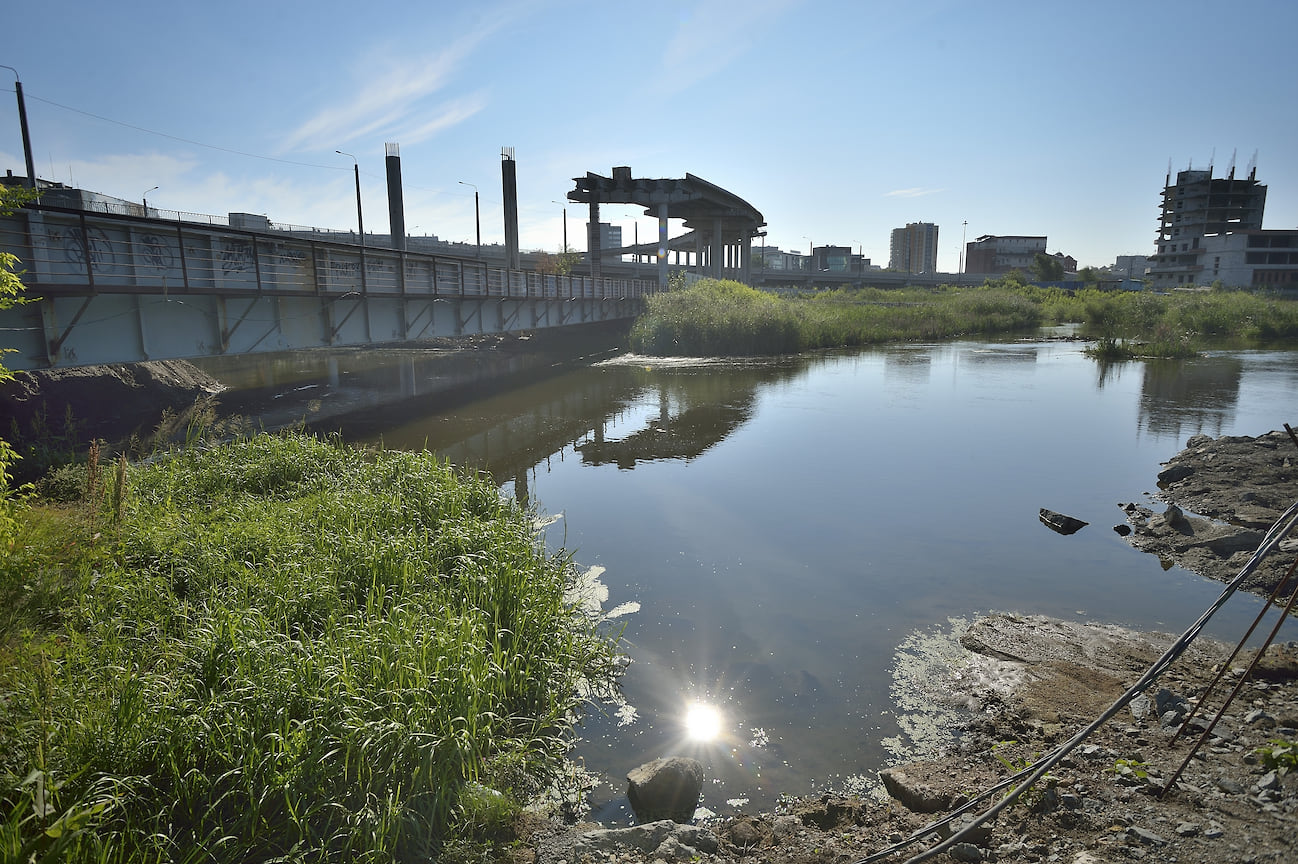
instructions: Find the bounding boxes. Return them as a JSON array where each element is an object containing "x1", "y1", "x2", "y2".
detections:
[{"x1": 0, "y1": 201, "x2": 656, "y2": 370}]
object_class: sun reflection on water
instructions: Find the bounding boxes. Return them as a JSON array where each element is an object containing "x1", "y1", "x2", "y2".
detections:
[{"x1": 683, "y1": 702, "x2": 724, "y2": 741}]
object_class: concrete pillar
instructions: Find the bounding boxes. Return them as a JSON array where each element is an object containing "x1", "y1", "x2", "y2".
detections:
[
  {"x1": 501, "y1": 148, "x2": 520, "y2": 270},
  {"x1": 657, "y1": 202, "x2": 668, "y2": 290},
  {"x1": 588, "y1": 202, "x2": 601, "y2": 279},
  {"x1": 385, "y1": 143, "x2": 406, "y2": 251},
  {"x1": 711, "y1": 219, "x2": 724, "y2": 278},
  {"x1": 741, "y1": 236, "x2": 752, "y2": 284}
]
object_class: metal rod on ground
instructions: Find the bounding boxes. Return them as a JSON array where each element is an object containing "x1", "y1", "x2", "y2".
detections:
[
  {"x1": 1160, "y1": 558, "x2": 1298, "y2": 798},
  {"x1": 1285, "y1": 422, "x2": 1298, "y2": 451},
  {"x1": 1169, "y1": 566, "x2": 1296, "y2": 744}
]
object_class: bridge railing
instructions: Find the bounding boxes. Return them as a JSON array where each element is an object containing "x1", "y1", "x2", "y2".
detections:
[{"x1": 1, "y1": 203, "x2": 658, "y2": 301}]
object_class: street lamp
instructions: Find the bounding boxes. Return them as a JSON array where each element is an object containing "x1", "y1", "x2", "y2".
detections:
[
  {"x1": 335, "y1": 150, "x2": 364, "y2": 247},
  {"x1": 550, "y1": 200, "x2": 569, "y2": 252},
  {"x1": 143, "y1": 186, "x2": 158, "y2": 212},
  {"x1": 802, "y1": 236, "x2": 813, "y2": 272},
  {"x1": 459, "y1": 181, "x2": 481, "y2": 257},
  {"x1": 961, "y1": 220, "x2": 968, "y2": 274}
]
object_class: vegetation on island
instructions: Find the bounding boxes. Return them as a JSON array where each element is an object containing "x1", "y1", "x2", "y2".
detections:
[
  {"x1": 629, "y1": 275, "x2": 1298, "y2": 359},
  {"x1": 1, "y1": 434, "x2": 621, "y2": 863}
]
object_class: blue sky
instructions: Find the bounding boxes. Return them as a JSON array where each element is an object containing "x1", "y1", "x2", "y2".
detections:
[{"x1": 3, "y1": 0, "x2": 1295, "y2": 272}]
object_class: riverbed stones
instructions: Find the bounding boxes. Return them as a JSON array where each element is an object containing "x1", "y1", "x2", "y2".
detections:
[{"x1": 626, "y1": 756, "x2": 704, "y2": 824}]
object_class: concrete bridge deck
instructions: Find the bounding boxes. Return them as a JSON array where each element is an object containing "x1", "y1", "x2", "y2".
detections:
[{"x1": 0, "y1": 203, "x2": 656, "y2": 370}]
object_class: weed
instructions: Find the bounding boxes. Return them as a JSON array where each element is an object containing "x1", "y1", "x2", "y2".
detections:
[
  {"x1": 1255, "y1": 740, "x2": 1298, "y2": 776},
  {"x1": 1110, "y1": 758, "x2": 1150, "y2": 785}
]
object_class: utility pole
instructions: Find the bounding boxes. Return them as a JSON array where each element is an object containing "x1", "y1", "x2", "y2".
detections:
[{"x1": 1, "y1": 66, "x2": 36, "y2": 188}]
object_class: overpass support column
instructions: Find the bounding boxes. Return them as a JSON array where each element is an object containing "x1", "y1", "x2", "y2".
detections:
[
  {"x1": 657, "y1": 202, "x2": 668, "y2": 290},
  {"x1": 588, "y1": 202, "x2": 601, "y2": 279},
  {"x1": 711, "y1": 218, "x2": 724, "y2": 279},
  {"x1": 741, "y1": 236, "x2": 752, "y2": 284}
]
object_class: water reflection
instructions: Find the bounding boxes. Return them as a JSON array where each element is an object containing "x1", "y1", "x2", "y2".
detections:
[
  {"x1": 1138, "y1": 356, "x2": 1245, "y2": 441},
  {"x1": 212, "y1": 340, "x2": 1298, "y2": 820}
]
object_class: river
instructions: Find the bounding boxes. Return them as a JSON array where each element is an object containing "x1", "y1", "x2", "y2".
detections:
[{"x1": 228, "y1": 336, "x2": 1298, "y2": 821}]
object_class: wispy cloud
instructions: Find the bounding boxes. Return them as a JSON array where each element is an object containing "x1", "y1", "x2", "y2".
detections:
[
  {"x1": 279, "y1": 11, "x2": 508, "y2": 153},
  {"x1": 398, "y1": 93, "x2": 489, "y2": 146},
  {"x1": 884, "y1": 187, "x2": 945, "y2": 198},
  {"x1": 656, "y1": 0, "x2": 800, "y2": 96}
]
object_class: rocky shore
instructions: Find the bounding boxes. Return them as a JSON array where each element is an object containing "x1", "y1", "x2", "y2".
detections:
[{"x1": 519, "y1": 429, "x2": 1298, "y2": 864}]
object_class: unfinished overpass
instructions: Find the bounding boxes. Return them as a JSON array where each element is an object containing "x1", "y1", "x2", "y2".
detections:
[{"x1": 570, "y1": 167, "x2": 766, "y2": 286}]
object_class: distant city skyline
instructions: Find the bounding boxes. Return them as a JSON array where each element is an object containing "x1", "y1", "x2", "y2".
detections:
[{"x1": 2, "y1": 0, "x2": 1295, "y2": 273}]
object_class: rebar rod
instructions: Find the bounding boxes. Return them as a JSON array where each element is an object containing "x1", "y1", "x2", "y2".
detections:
[{"x1": 1160, "y1": 566, "x2": 1298, "y2": 797}]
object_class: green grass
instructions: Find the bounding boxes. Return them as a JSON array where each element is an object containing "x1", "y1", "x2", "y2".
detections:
[
  {"x1": 630, "y1": 278, "x2": 1042, "y2": 355},
  {"x1": 629, "y1": 277, "x2": 1298, "y2": 358},
  {"x1": 0, "y1": 433, "x2": 620, "y2": 863}
]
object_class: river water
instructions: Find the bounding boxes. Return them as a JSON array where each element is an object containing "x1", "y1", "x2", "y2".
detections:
[{"x1": 296, "y1": 336, "x2": 1297, "y2": 820}]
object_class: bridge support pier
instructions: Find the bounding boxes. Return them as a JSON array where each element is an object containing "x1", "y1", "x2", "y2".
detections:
[{"x1": 657, "y1": 203, "x2": 668, "y2": 290}]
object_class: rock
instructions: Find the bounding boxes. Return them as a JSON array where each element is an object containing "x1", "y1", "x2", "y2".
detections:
[
  {"x1": 1155, "y1": 688, "x2": 1189, "y2": 720},
  {"x1": 1114, "y1": 523, "x2": 1132, "y2": 536},
  {"x1": 626, "y1": 757, "x2": 704, "y2": 824},
  {"x1": 1244, "y1": 708, "x2": 1276, "y2": 728},
  {"x1": 1163, "y1": 503, "x2": 1192, "y2": 532},
  {"x1": 1125, "y1": 826, "x2": 1167, "y2": 846},
  {"x1": 567, "y1": 821, "x2": 719, "y2": 860},
  {"x1": 939, "y1": 813, "x2": 994, "y2": 845},
  {"x1": 1158, "y1": 464, "x2": 1195, "y2": 484},
  {"x1": 879, "y1": 767, "x2": 957, "y2": 814},
  {"x1": 1129, "y1": 692, "x2": 1151, "y2": 721},
  {"x1": 1039, "y1": 508, "x2": 1088, "y2": 535},
  {"x1": 949, "y1": 841, "x2": 983, "y2": 862}
]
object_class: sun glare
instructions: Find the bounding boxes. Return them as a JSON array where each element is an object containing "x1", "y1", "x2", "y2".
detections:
[{"x1": 684, "y1": 702, "x2": 723, "y2": 741}]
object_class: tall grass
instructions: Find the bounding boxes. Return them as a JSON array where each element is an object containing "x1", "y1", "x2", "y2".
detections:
[
  {"x1": 630, "y1": 278, "x2": 1298, "y2": 358},
  {"x1": 0, "y1": 433, "x2": 620, "y2": 863},
  {"x1": 630, "y1": 278, "x2": 1042, "y2": 355}
]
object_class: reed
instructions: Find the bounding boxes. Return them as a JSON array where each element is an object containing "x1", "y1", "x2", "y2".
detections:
[
  {"x1": 631, "y1": 278, "x2": 1298, "y2": 358},
  {"x1": 630, "y1": 278, "x2": 1042, "y2": 355},
  {"x1": 0, "y1": 433, "x2": 620, "y2": 863}
]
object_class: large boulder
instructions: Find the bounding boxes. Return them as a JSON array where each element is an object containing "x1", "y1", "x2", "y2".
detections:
[{"x1": 626, "y1": 756, "x2": 704, "y2": 824}]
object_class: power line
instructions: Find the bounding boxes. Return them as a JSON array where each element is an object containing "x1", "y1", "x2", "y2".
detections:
[{"x1": 11, "y1": 87, "x2": 348, "y2": 172}]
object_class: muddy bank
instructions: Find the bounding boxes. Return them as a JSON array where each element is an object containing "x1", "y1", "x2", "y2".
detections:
[{"x1": 1120, "y1": 427, "x2": 1298, "y2": 597}]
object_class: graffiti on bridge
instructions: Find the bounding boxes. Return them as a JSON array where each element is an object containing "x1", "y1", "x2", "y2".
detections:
[
  {"x1": 46, "y1": 225, "x2": 118, "y2": 272},
  {"x1": 138, "y1": 233, "x2": 175, "y2": 270}
]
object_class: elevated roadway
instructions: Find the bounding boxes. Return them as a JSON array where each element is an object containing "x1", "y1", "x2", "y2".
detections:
[{"x1": 0, "y1": 203, "x2": 654, "y2": 370}]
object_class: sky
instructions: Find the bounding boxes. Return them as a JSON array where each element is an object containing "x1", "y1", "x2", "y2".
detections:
[{"x1": 2, "y1": 0, "x2": 1296, "y2": 273}]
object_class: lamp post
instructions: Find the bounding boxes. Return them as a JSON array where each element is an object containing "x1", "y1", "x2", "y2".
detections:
[
  {"x1": 961, "y1": 220, "x2": 968, "y2": 274},
  {"x1": 335, "y1": 151, "x2": 364, "y2": 247},
  {"x1": 803, "y1": 236, "x2": 813, "y2": 272},
  {"x1": 550, "y1": 200, "x2": 569, "y2": 252},
  {"x1": 459, "y1": 181, "x2": 481, "y2": 257},
  {"x1": 142, "y1": 186, "x2": 158, "y2": 213}
]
